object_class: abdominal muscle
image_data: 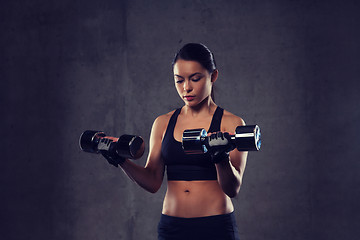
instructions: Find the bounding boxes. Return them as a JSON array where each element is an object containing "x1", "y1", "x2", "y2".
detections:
[{"x1": 162, "y1": 180, "x2": 234, "y2": 218}]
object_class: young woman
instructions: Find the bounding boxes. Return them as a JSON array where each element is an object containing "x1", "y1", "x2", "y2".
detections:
[{"x1": 103, "y1": 43, "x2": 248, "y2": 240}]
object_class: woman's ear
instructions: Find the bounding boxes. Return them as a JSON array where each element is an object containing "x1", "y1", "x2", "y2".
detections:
[{"x1": 211, "y1": 69, "x2": 219, "y2": 83}]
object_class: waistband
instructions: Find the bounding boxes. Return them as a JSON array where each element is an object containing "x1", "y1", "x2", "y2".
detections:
[{"x1": 160, "y1": 212, "x2": 236, "y2": 225}]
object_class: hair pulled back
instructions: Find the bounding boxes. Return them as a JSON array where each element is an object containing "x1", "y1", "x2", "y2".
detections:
[
  {"x1": 172, "y1": 43, "x2": 217, "y2": 101},
  {"x1": 172, "y1": 43, "x2": 217, "y2": 73}
]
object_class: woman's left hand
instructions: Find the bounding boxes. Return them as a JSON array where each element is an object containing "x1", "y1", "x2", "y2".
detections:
[{"x1": 207, "y1": 131, "x2": 235, "y2": 163}]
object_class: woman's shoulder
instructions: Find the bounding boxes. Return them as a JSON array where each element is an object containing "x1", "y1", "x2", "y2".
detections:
[
  {"x1": 154, "y1": 109, "x2": 176, "y2": 124},
  {"x1": 221, "y1": 108, "x2": 246, "y2": 132},
  {"x1": 152, "y1": 109, "x2": 177, "y2": 131}
]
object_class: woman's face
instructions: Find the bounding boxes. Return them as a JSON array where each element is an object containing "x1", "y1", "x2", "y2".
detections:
[{"x1": 173, "y1": 59, "x2": 215, "y2": 107}]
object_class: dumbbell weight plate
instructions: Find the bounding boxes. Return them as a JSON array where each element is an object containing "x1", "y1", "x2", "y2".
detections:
[
  {"x1": 116, "y1": 135, "x2": 145, "y2": 159},
  {"x1": 182, "y1": 128, "x2": 208, "y2": 154},
  {"x1": 79, "y1": 130, "x2": 106, "y2": 153},
  {"x1": 234, "y1": 125, "x2": 261, "y2": 151}
]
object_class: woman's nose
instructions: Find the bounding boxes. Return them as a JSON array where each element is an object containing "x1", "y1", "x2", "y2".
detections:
[{"x1": 184, "y1": 80, "x2": 192, "y2": 92}]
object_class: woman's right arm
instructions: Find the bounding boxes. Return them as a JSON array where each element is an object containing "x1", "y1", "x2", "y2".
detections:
[{"x1": 117, "y1": 115, "x2": 167, "y2": 193}]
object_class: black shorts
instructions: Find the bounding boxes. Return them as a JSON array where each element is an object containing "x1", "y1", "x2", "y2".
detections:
[{"x1": 158, "y1": 212, "x2": 240, "y2": 240}]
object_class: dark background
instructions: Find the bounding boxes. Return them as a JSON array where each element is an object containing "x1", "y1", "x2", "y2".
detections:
[{"x1": 1, "y1": 0, "x2": 359, "y2": 239}]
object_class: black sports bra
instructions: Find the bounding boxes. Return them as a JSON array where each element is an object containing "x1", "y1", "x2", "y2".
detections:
[{"x1": 161, "y1": 106, "x2": 224, "y2": 181}]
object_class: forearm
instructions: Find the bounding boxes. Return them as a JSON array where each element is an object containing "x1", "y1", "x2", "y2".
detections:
[
  {"x1": 215, "y1": 157, "x2": 242, "y2": 198},
  {"x1": 119, "y1": 159, "x2": 163, "y2": 193}
]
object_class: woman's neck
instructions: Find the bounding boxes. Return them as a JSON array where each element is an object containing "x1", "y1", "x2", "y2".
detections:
[{"x1": 183, "y1": 97, "x2": 217, "y2": 117}]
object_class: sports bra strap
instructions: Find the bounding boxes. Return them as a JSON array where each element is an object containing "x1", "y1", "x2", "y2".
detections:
[
  {"x1": 166, "y1": 107, "x2": 182, "y2": 135},
  {"x1": 208, "y1": 106, "x2": 224, "y2": 133}
]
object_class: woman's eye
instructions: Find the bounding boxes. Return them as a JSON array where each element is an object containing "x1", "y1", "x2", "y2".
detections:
[
  {"x1": 192, "y1": 78, "x2": 201, "y2": 82},
  {"x1": 176, "y1": 80, "x2": 184, "y2": 83}
]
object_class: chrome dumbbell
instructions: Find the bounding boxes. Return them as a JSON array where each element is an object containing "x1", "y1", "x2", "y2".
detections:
[{"x1": 182, "y1": 125, "x2": 261, "y2": 154}]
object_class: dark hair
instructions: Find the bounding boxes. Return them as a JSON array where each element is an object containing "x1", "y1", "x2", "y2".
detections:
[{"x1": 172, "y1": 43, "x2": 217, "y2": 101}]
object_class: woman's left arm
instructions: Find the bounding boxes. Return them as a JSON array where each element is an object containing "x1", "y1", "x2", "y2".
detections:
[{"x1": 215, "y1": 116, "x2": 248, "y2": 198}]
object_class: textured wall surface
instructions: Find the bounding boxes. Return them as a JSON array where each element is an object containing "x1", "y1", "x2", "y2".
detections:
[{"x1": 1, "y1": 0, "x2": 360, "y2": 239}]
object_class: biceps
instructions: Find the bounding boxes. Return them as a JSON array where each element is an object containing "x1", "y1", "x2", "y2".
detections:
[
  {"x1": 145, "y1": 138, "x2": 165, "y2": 179},
  {"x1": 229, "y1": 150, "x2": 248, "y2": 175},
  {"x1": 144, "y1": 117, "x2": 166, "y2": 173}
]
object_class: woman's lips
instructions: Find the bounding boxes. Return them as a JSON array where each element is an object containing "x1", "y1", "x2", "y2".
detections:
[{"x1": 184, "y1": 96, "x2": 195, "y2": 101}]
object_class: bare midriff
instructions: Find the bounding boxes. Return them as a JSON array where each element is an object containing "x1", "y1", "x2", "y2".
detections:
[{"x1": 162, "y1": 180, "x2": 234, "y2": 218}]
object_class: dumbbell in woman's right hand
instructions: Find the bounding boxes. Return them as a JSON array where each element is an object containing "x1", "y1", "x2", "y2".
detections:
[{"x1": 79, "y1": 130, "x2": 145, "y2": 167}]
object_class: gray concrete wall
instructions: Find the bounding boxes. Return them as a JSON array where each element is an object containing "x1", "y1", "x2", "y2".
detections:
[{"x1": 1, "y1": 0, "x2": 359, "y2": 239}]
